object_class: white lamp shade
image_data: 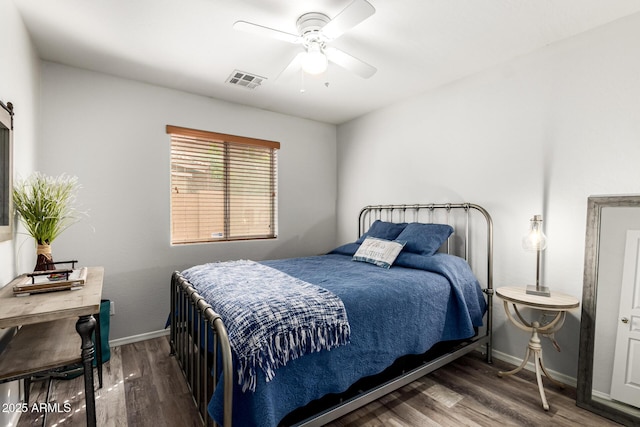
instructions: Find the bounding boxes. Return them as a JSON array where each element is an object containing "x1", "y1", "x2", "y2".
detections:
[{"x1": 301, "y1": 43, "x2": 328, "y2": 75}]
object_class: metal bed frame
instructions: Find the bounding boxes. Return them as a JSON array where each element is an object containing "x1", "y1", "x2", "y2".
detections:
[{"x1": 170, "y1": 202, "x2": 493, "y2": 427}]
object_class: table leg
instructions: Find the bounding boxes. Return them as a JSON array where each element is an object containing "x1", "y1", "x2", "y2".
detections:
[
  {"x1": 533, "y1": 346, "x2": 549, "y2": 411},
  {"x1": 94, "y1": 312, "x2": 103, "y2": 388},
  {"x1": 76, "y1": 315, "x2": 97, "y2": 427},
  {"x1": 498, "y1": 317, "x2": 558, "y2": 411},
  {"x1": 498, "y1": 347, "x2": 531, "y2": 377}
]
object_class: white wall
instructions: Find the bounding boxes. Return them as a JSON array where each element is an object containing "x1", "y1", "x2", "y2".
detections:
[
  {"x1": 0, "y1": 0, "x2": 39, "y2": 288},
  {"x1": 336, "y1": 12, "x2": 640, "y2": 379},
  {"x1": 37, "y1": 62, "x2": 337, "y2": 340},
  {"x1": 0, "y1": 0, "x2": 40, "y2": 424}
]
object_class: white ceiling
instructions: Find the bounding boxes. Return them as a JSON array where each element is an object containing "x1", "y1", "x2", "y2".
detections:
[{"x1": 14, "y1": 0, "x2": 640, "y2": 124}]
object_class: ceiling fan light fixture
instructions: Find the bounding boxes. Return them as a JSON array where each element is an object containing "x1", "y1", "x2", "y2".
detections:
[{"x1": 301, "y1": 43, "x2": 328, "y2": 75}]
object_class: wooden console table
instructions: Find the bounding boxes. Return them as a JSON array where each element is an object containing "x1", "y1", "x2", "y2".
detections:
[{"x1": 0, "y1": 266, "x2": 104, "y2": 426}]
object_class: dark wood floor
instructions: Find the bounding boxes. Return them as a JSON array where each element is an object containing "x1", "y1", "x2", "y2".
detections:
[{"x1": 17, "y1": 336, "x2": 619, "y2": 426}]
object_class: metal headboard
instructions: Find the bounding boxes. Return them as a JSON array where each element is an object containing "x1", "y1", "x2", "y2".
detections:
[{"x1": 359, "y1": 203, "x2": 492, "y2": 267}]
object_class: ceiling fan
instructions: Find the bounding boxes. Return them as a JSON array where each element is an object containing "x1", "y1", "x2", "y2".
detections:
[{"x1": 233, "y1": 0, "x2": 377, "y2": 79}]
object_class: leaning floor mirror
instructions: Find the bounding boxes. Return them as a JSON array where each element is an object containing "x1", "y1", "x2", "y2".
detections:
[{"x1": 577, "y1": 195, "x2": 640, "y2": 425}]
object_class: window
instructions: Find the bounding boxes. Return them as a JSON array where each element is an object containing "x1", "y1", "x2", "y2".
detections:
[{"x1": 167, "y1": 125, "x2": 279, "y2": 244}]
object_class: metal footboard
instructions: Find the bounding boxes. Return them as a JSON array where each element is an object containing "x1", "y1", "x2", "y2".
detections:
[{"x1": 170, "y1": 271, "x2": 233, "y2": 427}]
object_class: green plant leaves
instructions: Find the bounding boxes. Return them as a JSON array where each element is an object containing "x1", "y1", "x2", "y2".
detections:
[{"x1": 12, "y1": 172, "x2": 84, "y2": 244}]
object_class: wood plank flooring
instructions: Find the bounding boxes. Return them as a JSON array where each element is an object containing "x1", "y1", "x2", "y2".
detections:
[
  {"x1": 16, "y1": 337, "x2": 619, "y2": 426},
  {"x1": 17, "y1": 337, "x2": 201, "y2": 427}
]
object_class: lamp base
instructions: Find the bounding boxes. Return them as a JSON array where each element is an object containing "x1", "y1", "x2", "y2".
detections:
[{"x1": 526, "y1": 284, "x2": 551, "y2": 297}]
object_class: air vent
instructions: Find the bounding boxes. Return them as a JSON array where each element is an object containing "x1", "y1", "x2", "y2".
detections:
[{"x1": 226, "y1": 70, "x2": 266, "y2": 90}]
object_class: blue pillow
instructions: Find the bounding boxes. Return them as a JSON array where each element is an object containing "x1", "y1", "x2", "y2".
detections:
[
  {"x1": 356, "y1": 220, "x2": 407, "y2": 244},
  {"x1": 395, "y1": 223, "x2": 454, "y2": 256}
]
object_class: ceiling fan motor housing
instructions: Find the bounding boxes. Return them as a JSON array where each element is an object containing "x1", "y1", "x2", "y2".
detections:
[{"x1": 297, "y1": 12, "x2": 330, "y2": 45}]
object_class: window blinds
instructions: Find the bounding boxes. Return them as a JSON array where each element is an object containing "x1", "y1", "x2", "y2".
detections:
[{"x1": 167, "y1": 125, "x2": 279, "y2": 244}]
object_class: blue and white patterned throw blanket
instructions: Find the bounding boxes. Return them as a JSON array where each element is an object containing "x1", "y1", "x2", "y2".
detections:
[{"x1": 182, "y1": 260, "x2": 351, "y2": 392}]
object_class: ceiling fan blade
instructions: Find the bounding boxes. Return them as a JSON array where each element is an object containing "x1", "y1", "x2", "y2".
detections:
[
  {"x1": 325, "y1": 47, "x2": 376, "y2": 79},
  {"x1": 233, "y1": 21, "x2": 301, "y2": 44},
  {"x1": 275, "y1": 52, "x2": 304, "y2": 82},
  {"x1": 321, "y1": 0, "x2": 375, "y2": 40}
]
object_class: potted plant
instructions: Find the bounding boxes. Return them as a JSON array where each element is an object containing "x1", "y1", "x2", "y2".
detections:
[{"x1": 12, "y1": 172, "x2": 84, "y2": 271}]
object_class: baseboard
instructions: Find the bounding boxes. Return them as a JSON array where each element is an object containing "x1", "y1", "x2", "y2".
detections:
[
  {"x1": 109, "y1": 332, "x2": 578, "y2": 389},
  {"x1": 490, "y1": 349, "x2": 577, "y2": 388},
  {"x1": 109, "y1": 328, "x2": 170, "y2": 347}
]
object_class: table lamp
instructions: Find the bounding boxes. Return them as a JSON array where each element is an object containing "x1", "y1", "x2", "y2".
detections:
[{"x1": 523, "y1": 214, "x2": 550, "y2": 296}]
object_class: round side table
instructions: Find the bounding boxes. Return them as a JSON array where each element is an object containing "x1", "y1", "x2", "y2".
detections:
[{"x1": 496, "y1": 286, "x2": 579, "y2": 411}]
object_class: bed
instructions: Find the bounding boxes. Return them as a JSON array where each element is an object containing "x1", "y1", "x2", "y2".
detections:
[{"x1": 170, "y1": 203, "x2": 494, "y2": 427}]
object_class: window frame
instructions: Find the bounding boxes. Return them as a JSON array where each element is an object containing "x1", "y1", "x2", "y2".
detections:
[{"x1": 167, "y1": 125, "x2": 279, "y2": 245}]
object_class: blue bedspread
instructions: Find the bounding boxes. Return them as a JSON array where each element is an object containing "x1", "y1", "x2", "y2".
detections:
[{"x1": 206, "y1": 245, "x2": 486, "y2": 426}]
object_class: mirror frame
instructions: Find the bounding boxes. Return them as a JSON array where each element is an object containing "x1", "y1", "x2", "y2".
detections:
[
  {"x1": 577, "y1": 194, "x2": 640, "y2": 425},
  {"x1": 0, "y1": 100, "x2": 13, "y2": 242}
]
